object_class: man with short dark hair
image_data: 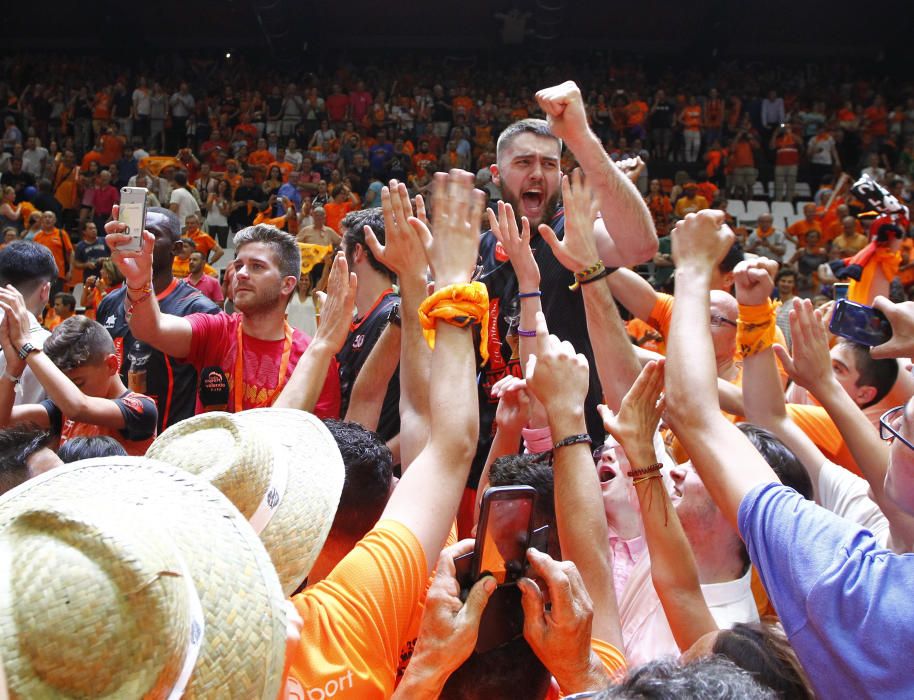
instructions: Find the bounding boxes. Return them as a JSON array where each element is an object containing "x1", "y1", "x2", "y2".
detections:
[
  {"x1": 338, "y1": 207, "x2": 400, "y2": 440},
  {"x1": 473, "y1": 81, "x2": 658, "y2": 496},
  {"x1": 98, "y1": 207, "x2": 219, "y2": 431},
  {"x1": 229, "y1": 172, "x2": 267, "y2": 232},
  {"x1": 106, "y1": 218, "x2": 340, "y2": 417},
  {"x1": 0, "y1": 242, "x2": 57, "y2": 403},
  {"x1": 168, "y1": 171, "x2": 200, "y2": 224}
]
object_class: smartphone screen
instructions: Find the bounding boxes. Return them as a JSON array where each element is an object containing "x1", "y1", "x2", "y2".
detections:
[
  {"x1": 834, "y1": 283, "x2": 850, "y2": 301},
  {"x1": 829, "y1": 299, "x2": 893, "y2": 346},
  {"x1": 475, "y1": 489, "x2": 535, "y2": 584}
]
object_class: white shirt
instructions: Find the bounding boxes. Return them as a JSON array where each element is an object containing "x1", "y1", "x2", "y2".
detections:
[
  {"x1": 817, "y1": 459, "x2": 889, "y2": 547},
  {"x1": 22, "y1": 147, "x2": 49, "y2": 177},
  {"x1": 286, "y1": 294, "x2": 317, "y2": 338},
  {"x1": 0, "y1": 311, "x2": 51, "y2": 404},
  {"x1": 169, "y1": 187, "x2": 200, "y2": 224},
  {"x1": 619, "y1": 556, "x2": 758, "y2": 667}
]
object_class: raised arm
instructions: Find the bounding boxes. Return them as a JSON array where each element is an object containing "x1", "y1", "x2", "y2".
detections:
[
  {"x1": 0, "y1": 288, "x2": 129, "y2": 430},
  {"x1": 380, "y1": 170, "x2": 485, "y2": 573},
  {"x1": 363, "y1": 180, "x2": 432, "y2": 468},
  {"x1": 274, "y1": 252, "x2": 356, "y2": 411},
  {"x1": 735, "y1": 259, "x2": 830, "y2": 489},
  {"x1": 775, "y1": 299, "x2": 914, "y2": 539},
  {"x1": 665, "y1": 211, "x2": 777, "y2": 529},
  {"x1": 599, "y1": 360, "x2": 717, "y2": 652},
  {"x1": 524, "y1": 311, "x2": 621, "y2": 650},
  {"x1": 536, "y1": 81, "x2": 657, "y2": 267},
  {"x1": 540, "y1": 170, "x2": 642, "y2": 411},
  {"x1": 105, "y1": 205, "x2": 193, "y2": 358}
]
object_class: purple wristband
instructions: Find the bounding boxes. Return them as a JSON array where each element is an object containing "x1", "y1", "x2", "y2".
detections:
[{"x1": 516, "y1": 329, "x2": 537, "y2": 337}]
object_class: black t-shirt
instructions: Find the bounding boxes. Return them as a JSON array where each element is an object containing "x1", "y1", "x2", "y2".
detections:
[
  {"x1": 229, "y1": 185, "x2": 266, "y2": 229},
  {"x1": 75, "y1": 239, "x2": 111, "y2": 278},
  {"x1": 336, "y1": 290, "x2": 400, "y2": 441},
  {"x1": 649, "y1": 101, "x2": 675, "y2": 129},
  {"x1": 473, "y1": 211, "x2": 605, "y2": 488},
  {"x1": 265, "y1": 95, "x2": 284, "y2": 119},
  {"x1": 98, "y1": 279, "x2": 220, "y2": 433}
]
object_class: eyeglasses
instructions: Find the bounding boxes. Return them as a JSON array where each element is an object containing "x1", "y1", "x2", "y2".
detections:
[
  {"x1": 710, "y1": 314, "x2": 738, "y2": 328},
  {"x1": 879, "y1": 405, "x2": 914, "y2": 452}
]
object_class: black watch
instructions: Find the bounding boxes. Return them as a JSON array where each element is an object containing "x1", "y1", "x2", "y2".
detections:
[{"x1": 17, "y1": 342, "x2": 40, "y2": 361}]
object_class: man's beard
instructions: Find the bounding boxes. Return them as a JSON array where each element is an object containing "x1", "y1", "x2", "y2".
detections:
[{"x1": 498, "y1": 183, "x2": 560, "y2": 232}]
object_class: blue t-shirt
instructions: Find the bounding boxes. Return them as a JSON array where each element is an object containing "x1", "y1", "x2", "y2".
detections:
[{"x1": 738, "y1": 482, "x2": 914, "y2": 698}]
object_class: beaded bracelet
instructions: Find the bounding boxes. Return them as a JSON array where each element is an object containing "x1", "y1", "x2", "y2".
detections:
[
  {"x1": 553, "y1": 433, "x2": 592, "y2": 450},
  {"x1": 628, "y1": 462, "x2": 663, "y2": 479},
  {"x1": 125, "y1": 288, "x2": 153, "y2": 322},
  {"x1": 518, "y1": 290, "x2": 542, "y2": 299},
  {"x1": 516, "y1": 329, "x2": 537, "y2": 337}
]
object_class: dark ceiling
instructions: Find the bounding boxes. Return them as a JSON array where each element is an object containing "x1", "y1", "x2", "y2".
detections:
[{"x1": 5, "y1": 0, "x2": 913, "y2": 61}]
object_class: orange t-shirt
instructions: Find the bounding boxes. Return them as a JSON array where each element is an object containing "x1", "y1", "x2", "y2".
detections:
[
  {"x1": 705, "y1": 148, "x2": 725, "y2": 177},
  {"x1": 787, "y1": 220, "x2": 822, "y2": 248},
  {"x1": 34, "y1": 228, "x2": 74, "y2": 281},
  {"x1": 92, "y1": 92, "x2": 112, "y2": 120},
  {"x1": 453, "y1": 96, "x2": 475, "y2": 116},
  {"x1": 188, "y1": 230, "x2": 218, "y2": 261},
  {"x1": 100, "y1": 134, "x2": 125, "y2": 166},
  {"x1": 705, "y1": 98, "x2": 724, "y2": 128},
  {"x1": 864, "y1": 105, "x2": 888, "y2": 137},
  {"x1": 730, "y1": 140, "x2": 754, "y2": 168},
  {"x1": 248, "y1": 149, "x2": 275, "y2": 171},
  {"x1": 681, "y1": 105, "x2": 702, "y2": 131},
  {"x1": 625, "y1": 100, "x2": 649, "y2": 127},
  {"x1": 785, "y1": 404, "x2": 859, "y2": 475},
  {"x1": 674, "y1": 195, "x2": 709, "y2": 218},
  {"x1": 323, "y1": 201, "x2": 354, "y2": 234},
  {"x1": 283, "y1": 520, "x2": 427, "y2": 700}
]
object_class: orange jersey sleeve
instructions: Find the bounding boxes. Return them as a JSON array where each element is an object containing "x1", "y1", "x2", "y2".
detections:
[
  {"x1": 285, "y1": 520, "x2": 427, "y2": 700},
  {"x1": 785, "y1": 404, "x2": 860, "y2": 475}
]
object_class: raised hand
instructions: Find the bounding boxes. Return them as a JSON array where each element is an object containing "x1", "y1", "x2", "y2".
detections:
[
  {"x1": 871, "y1": 296, "x2": 914, "y2": 360},
  {"x1": 491, "y1": 374, "x2": 532, "y2": 434},
  {"x1": 487, "y1": 201, "x2": 540, "y2": 292},
  {"x1": 773, "y1": 299, "x2": 835, "y2": 393},
  {"x1": 538, "y1": 170, "x2": 600, "y2": 273},
  {"x1": 311, "y1": 252, "x2": 357, "y2": 353},
  {"x1": 615, "y1": 156, "x2": 646, "y2": 185},
  {"x1": 0, "y1": 286, "x2": 34, "y2": 351},
  {"x1": 363, "y1": 179, "x2": 429, "y2": 281},
  {"x1": 671, "y1": 209, "x2": 734, "y2": 272},
  {"x1": 524, "y1": 311, "x2": 589, "y2": 421},
  {"x1": 535, "y1": 81, "x2": 590, "y2": 145},
  {"x1": 104, "y1": 204, "x2": 155, "y2": 289},
  {"x1": 732, "y1": 258, "x2": 778, "y2": 307},
  {"x1": 597, "y1": 359, "x2": 665, "y2": 464},
  {"x1": 418, "y1": 170, "x2": 485, "y2": 287}
]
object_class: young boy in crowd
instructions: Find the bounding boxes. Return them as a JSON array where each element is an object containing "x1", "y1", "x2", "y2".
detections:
[{"x1": 0, "y1": 285, "x2": 157, "y2": 456}]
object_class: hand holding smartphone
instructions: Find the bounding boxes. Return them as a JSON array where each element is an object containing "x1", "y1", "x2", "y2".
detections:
[
  {"x1": 829, "y1": 299, "x2": 893, "y2": 347},
  {"x1": 116, "y1": 187, "x2": 148, "y2": 253}
]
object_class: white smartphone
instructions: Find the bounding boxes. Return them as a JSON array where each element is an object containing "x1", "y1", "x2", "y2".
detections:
[{"x1": 117, "y1": 187, "x2": 148, "y2": 253}]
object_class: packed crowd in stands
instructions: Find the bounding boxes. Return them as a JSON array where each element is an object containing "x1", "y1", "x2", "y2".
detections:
[{"x1": 0, "y1": 56, "x2": 912, "y2": 698}]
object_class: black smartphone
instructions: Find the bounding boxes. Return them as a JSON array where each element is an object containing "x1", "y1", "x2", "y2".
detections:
[
  {"x1": 833, "y1": 282, "x2": 850, "y2": 301},
  {"x1": 829, "y1": 299, "x2": 893, "y2": 347},
  {"x1": 471, "y1": 486, "x2": 537, "y2": 585}
]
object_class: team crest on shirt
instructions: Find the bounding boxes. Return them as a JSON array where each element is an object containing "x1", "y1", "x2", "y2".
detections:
[{"x1": 105, "y1": 315, "x2": 116, "y2": 328}]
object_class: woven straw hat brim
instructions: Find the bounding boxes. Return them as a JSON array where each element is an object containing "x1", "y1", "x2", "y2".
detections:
[
  {"x1": 232, "y1": 408, "x2": 344, "y2": 596},
  {"x1": 149, "y1": 408, "x2": 345, "y2": 596},
  {"x1": 0, "y1": 457, "x2": 287, "y2": 699}
]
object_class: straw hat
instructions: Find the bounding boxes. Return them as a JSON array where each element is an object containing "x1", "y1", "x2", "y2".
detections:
[
  {"x1": 148, "y1": 409, "x2": 345, "y2": 595},
  {"x1": 0, "y1": 457, "x2": 287, "y2": 698}
]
